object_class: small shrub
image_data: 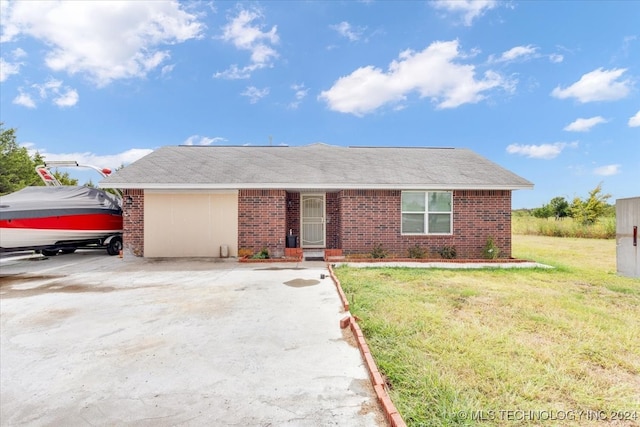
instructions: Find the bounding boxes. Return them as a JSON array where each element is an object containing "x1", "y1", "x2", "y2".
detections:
[
  {"x1": 602, "y1": 217, "x2": 616, "y2": 239},
  {"x1": 482, "y1": 237, "x2": 501, "y2": 259},
  {"x1": 251, "y1": 247, "x2": 270, "y2": 259},
  {"x1": 408, "y1": 245, "x2": 427, "y2": 259},
  {"x1": 439, "y1": 246, "x2": 457, "y2": 259},
  {"x1": 370, "y1": 243, "x2": 389, "y2": 259}
]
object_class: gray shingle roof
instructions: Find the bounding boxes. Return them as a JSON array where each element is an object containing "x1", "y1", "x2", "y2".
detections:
[{"x1": 99, "y1": 143, "x2": 533, "y2": 190}]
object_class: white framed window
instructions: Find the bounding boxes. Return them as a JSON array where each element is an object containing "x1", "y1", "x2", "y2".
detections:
[{"x1": 401, "y1": 191, "x2": 452, "y2": 234}]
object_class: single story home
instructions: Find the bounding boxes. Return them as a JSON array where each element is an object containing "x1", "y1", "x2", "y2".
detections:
[{"x1": 99, "y1": 144, "x2": 533, "y2": 259}]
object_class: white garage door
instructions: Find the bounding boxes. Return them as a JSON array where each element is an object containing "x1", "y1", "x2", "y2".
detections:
[{"x1": 144, "y1": 191, "x2": 238, "y2": 257}]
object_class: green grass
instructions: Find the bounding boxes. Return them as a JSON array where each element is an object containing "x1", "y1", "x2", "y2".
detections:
[
  {"x1": 335, "y1": 235, "x2": 640, "y2": 426},
  {"x1": 512, "y1": 215, "x2": 616, "y2": 239}
]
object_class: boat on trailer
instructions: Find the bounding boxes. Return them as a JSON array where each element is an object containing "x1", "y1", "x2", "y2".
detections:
[{"x1": 0, "y1": 161, "x2": 123, "y2": 256}]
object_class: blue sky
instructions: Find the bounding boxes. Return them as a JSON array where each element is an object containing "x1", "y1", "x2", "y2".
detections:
[{"x1": 1, "y1": 0, "x2": 638, "y2": 209}]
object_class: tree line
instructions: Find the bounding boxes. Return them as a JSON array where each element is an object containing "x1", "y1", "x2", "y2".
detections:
[
  {"x1": 528, "y1": 184, "x2": 614, "y2": 225},
  {"x1": 1, "y1": 123, "x2": 78, "y2": 195}
]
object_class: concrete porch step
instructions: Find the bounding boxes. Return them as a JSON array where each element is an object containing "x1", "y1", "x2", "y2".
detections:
[{"x1": 303, "y1": 250, "x2": 324, "y2": 261}]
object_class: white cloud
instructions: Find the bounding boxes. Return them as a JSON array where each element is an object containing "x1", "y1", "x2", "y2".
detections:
[
  {"x1": 215, "y1": 8, "x2": 278, "y2": 79},
  {"x1": 564, "y1": 116, "x2": 607, "y2": 132},
  {"x1": 161, "y1": 64, "x2": 175, "y2": 77},
  {"x1": 0, "y1": 57, "x2": 21, "y2": 82},
  {"x1": 0, "y1": 48, "x2": 27, "y2": 81},
  {"x1": 35, "y1": 79, "x2": 61, "y2": 98},
  {"x1": 53, "y1": 88, "x2": 79, "y2": 108},
  {"x1": 319, "y1": 40, "x2": 511, "y2": 115},
  {"x1": 506, "y1": 142, "x2": 578, "y2": 159},
  {"x1": 12, "y1": 91, "x2": 36, "y2": 108},
  {"x1": 12, "y1": 78, "x2": 79, "y2": 108},
  {"x1": 289, "y1": 83, "x2": 308, "y2": 109},
  {"x1": 431, "y1": 0, "x2": 498, "y2": 26},
  {"x1": 183, "y1": 135, "x2": 227, "y2": 145},
  {"x1": 213, "y1": 64, "x2": 256, "y2": 80},
  {"x1": 593, "y1": 164, "x2": 621, "y2": 176},
  {"x1": 1, "y1": 1, "x2": 203, "y2": 87},
  {"x1": 330, "y1": 21, "x2": 365, "y2": 42},
  {"x1": 12, "y1": 47, "x2": 27, "y2": 59},
  {"x1": 490, "y1": 45, "x2": 538, "y2": 63},
  {"x1": 629, "y1": 110, "x2": 640, "y2": 127},
  {"x1": 549, "y1": 53, "x2": 564, "y2": 63},
  {"x1": 241, "y1": 86, "x2": 269, "y2": 104},
  {"x1": 551, "y1": 68, "x2": 632, "y2": 103},
  {"x1": 34, "y1": 148, "x2": 153, "y2": 173}
]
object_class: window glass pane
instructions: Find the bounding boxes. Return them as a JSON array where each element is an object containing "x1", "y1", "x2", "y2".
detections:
[
  {"x1": 402, "y1": 192, "x2": 425, "y2": 212},
  {"x1": 428, "y1": 213, "x2": 451, "y2": 233},
  {"x1": 428, "y1": 192, "x2": 452, "y2": 212},
  {"x1": 402, "y1": 213, "x2": 425, "y2": 233}
]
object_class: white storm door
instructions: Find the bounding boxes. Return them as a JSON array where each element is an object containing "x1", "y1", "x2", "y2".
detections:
[{"x1": 301, "y1": 194, "x2": 326, "y2": 248}]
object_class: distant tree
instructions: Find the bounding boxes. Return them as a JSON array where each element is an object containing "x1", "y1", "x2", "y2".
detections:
[
  {"x1": 532, "y1": 204, "x2": 552, "y2": 218},
  {"x1": 52, "y1": 170, "x2": 78, "y2": 186},
  {"x1": 0, "y1": 124, "x2": 41, "y2": 194},
  {"x1": 570, "y1": 184, "x2": 612, "y2": 225},
  {"x1": 86, "y1": 171, "x2": 122, "y2": 198},
  {"x1": 549, "y1": 196, "x2": 570, "y2": 219},
  {"x1": 1, "y1": 124, "x2": 80, "y2": 194},
  {"x1": 512, "y1": 208, "x2": 532, "y2": 217},
  {"x1": 602, "y1": 203, "x2": 616, "y2": 218},
  {"x1": 32, "y1": 151, "x2": 45, "y2": 170}
]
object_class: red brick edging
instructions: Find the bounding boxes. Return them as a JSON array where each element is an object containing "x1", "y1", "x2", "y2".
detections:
[
  {"x1": 328, "y1": 266, "x2": 350, "y2": 311},
  {"x1": 329, "y1": 264, "x2": 407, "y2": 427}
]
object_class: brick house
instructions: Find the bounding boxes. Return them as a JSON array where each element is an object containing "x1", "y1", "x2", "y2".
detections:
[{"x1": 99, "y1": 144, "x2": 533, "y2": 259}]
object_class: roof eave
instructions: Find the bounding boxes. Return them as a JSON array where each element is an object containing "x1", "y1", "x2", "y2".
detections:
[{"x1": 100, "y1": 182, "x2": 534, "y2": 191}]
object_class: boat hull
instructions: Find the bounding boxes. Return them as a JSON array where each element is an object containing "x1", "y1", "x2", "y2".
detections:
[
  {"x1": 1, "y1": 213, "x2": 123, "y2": 251},
  {"x1": 0, "y1": 182, "x2": 124, "y2": 254}
]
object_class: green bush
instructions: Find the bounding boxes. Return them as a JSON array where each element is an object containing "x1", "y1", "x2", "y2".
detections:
[
  {"x1": 370, "y1": 243, "x2": 389, "y2": 259},
  {"x1": 482, "y1": 237, "x2": 501, "y2": 259},
  {"x1": 408, "y1": 245, "x2": 427, "y2": 259},
  {"x1": 439, "y1": 246, "x2": 457, "y2": 259},
  {"x1": 251, "y1": 247, "x2": 270, "y2": 259}
]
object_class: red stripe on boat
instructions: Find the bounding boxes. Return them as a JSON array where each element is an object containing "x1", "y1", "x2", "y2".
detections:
[{"x1": 0, "y1": 214, "x2": 122, "y2": 231}]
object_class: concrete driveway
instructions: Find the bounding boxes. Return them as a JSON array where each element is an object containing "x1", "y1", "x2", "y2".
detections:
[{"x1": 0, "y1": 252, "x2": 384, "y2": 426}]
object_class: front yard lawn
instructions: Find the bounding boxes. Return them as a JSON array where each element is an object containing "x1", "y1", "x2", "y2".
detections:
[{"x1": 334, "y1": 235, "x2": 640, "y2": 426}]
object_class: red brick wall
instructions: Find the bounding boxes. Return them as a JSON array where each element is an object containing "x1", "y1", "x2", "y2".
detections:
[
  {"x1": 239, "y1": 189, "x2": 287, "y2": 255},
  {"x1": 122, "y1": 189, "x2": 144, "y2": 256},
  {"x1": 285, "y1": 192, "x2": 300, "y2": 243},
  {"x1": 326, "y1": 192, "x2": 340, "y2": 249},
  {"x1": 337, "y1": 189, "x2": 512, "y2": 259},
  {"x1": 454, "y1": 190, "x2": 512, "y2": 258},
  {"x1": 124, "y1": 188, "x2": 512, "y2": 259}
]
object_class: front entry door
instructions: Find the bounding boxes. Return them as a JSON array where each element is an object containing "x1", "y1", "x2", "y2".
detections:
[{"x1": 301, "y1": 194, "x2": 325, "y2": 248}]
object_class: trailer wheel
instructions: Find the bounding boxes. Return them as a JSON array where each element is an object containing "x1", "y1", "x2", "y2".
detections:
[
  {"x1": 42, "y1": 249, "x2": 59, "y2": 256},
  {"x1": 61, "y1": 248, "x2": 77, "y2": 254},
  {"x1": 106, "y1": 236, "x2": 123, "y2": 256}
]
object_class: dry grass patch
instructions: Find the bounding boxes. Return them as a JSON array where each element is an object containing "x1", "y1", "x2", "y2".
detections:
[
  {"x1": 512, "y1": 215, "x2": 616, "y2": 239},
  {"x1": 335, "y1": 235, "x2": 639, "y2": 426}
]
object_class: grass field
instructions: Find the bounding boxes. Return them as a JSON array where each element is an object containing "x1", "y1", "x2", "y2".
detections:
[
  {"x1": 335, "y1": 235, "x2": 640, "y2": 426},
  {"x1": 512, "y1": 214, "x2": 616, "y2": 239}
]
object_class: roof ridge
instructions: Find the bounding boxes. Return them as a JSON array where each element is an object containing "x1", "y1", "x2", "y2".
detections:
[
  {"x1": 347, "y1": 146, "x2": 455, "y2": 149},
  {"x1": 177, "y1": 145, "x2": 289, "y2": 148}
]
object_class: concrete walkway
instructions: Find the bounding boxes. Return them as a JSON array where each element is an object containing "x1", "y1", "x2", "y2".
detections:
[
  {"x1": 0, "y1": 252, "x2": 385, "y2": 426},
  {"x1": 334, "y1": 260, "x2": 551, "y2": 269}
]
